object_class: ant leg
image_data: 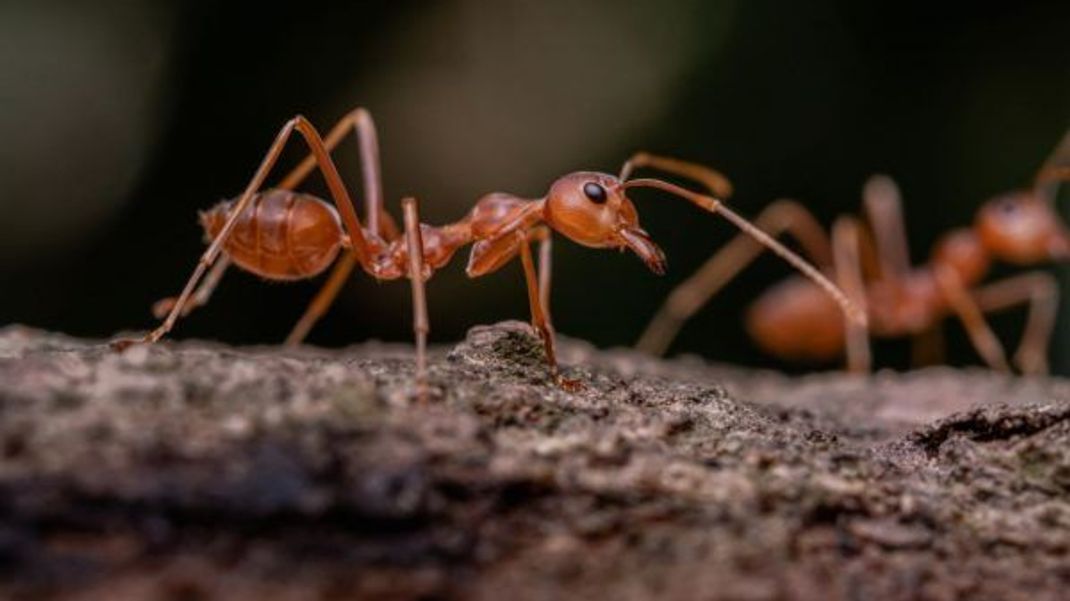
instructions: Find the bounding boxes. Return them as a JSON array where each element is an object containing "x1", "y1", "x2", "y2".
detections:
[
  {"x1": 1034, "y1": 129, "x2": 1070, "y2": 202},
  {"x1": 619, "y1": 152, "x2": 733, "y2": 200},
  {"x1": 402, "y1": 197, "x2": 431, "y2": 399},
  {"x1": 281, "y1": 109, "x2": 402, "y2": 344},
  {"x1": 1036, "y1": 166, "x2": 1070, "y2": 186},
  {"x1": 114, "y1": 116, "x2": 373, "y2": 348},
  {"x1": 151, "y1": 256, "x2": 230, "y2": 320},
  {"x1": 972, "y1": 272, "x2": 1058, "y2": 374},
  {"x1": 934, "y1": 266, "x2": 1010, "y2": 372},
  {"x1": 516, "y1": 230, "x2": 563, "y2": 382},
  {"x1": 831, "y1": 216, "x2": 871, "y2": 373},
  {"x1": 863, "y1": 175, "x2": 912, "y2": 282},
  {"x1": 519, "y1": 228, "x2": 553, "y2": 331},
  {"x1": 284, "y1": 252, "x2": 359, "y2": 346},
  {"x1": 278, "y1": 107, "x2": 398, "y2": 237},
  {"x1": 636, "y1": 199, "x2": 832, "y2": 356}
]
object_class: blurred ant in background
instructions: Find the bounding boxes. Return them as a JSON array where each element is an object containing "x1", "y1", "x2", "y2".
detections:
[{"x1": 638, "y1": 131, "x2": 1070, "y2": 374}]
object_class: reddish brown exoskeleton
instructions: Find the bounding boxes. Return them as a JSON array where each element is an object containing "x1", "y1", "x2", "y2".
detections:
[
  {"x1": 637, "y1": 131, "x2": 1070, "y2": 374},
  {"x1": 113, "y1": 108, "x2": 863, "y2": 395}
]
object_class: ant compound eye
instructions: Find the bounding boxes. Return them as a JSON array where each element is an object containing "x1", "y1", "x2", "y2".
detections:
[{"x1": 583, "y1": 182, "x2": 607, "y2": 204}]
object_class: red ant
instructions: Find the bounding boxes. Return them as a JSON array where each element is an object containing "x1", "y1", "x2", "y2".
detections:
[
  {"x1": 637, "y1": 131, "x2": 1070, "y2": 374},
  {"x1": 113, "y1": 108, "x2": 863, "y2": 394}
]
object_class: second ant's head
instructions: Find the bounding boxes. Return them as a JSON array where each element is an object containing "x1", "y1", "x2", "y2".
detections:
[
  {"x1": 975, "y1": 190, "x2": 1069, "y2": 264},
  {"x1": 544, "y1": 172, "x2": 667, "y2": 274}
]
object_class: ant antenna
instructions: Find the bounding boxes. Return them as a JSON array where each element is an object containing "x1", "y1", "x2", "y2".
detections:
[{"x1": 621, "y1": 178, "x2": 868, "y2": 327}]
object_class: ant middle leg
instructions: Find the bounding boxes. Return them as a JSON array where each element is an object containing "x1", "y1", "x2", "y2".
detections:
[{"x1": 284, "y1": 252, "x2": 359, "y2": 346}]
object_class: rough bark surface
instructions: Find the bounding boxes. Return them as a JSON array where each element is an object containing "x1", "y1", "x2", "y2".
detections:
[{"x1": 0, "y1": 322, "x2": 1068, "y2": 600}]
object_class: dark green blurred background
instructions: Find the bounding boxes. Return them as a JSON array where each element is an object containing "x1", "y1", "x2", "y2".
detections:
[{"x1": 1, "y1": 1, "x2": 1068, "y2": 373}]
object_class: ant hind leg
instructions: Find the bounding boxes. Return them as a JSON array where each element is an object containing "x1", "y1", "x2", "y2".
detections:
[{"x1": 113, "y1": 116, "x2": 372, "y2": 349}]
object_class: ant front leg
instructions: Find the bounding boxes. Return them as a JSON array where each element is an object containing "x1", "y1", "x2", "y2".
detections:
[{"x1": 515, "y1": 229, "x2": 578, "y2": 389}]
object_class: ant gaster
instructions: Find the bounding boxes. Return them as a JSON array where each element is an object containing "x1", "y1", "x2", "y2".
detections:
[
  {"x1": 637, "y1": 131, "x2": 1070, "y2": 374},
  {"x1": 114, "y1": 108, "x2": 864, "y2": 396}
]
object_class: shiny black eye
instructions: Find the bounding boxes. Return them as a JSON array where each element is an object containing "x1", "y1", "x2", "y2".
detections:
[{"x1": 583, "y1": 182, "x2": 607, "y2": 204}]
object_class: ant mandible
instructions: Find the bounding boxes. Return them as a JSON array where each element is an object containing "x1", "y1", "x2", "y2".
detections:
[
  {"x1": 637, "y1": 131, "x2": 1070, "y2": 374},
  {"x1": 113, "y1": 108, "x2": 864, "y2": 394}
]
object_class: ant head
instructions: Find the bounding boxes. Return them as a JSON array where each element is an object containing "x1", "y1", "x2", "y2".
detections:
[
  {"x1": 543, "y1": 172, "x2": 666, "y2": 274},
  {"x1": 975, "y1": 190, "x2": 1069, "y2": 264}
]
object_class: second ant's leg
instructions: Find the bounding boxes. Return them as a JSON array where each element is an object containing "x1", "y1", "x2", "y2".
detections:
[
  {"x1": 831, "y1": 217, "x2": 871, "y2": 373},
  {"x1": 973, "y1": 272, "x2": 1058, "y2": 374},
  {"x1": 934, "y1": 267, "x2": 1010, "y2": 372},
  {"x1": 863, "y1": 175, "x2": 912, "y2": 282},
  {"x1": 636, "y1": 199, "x2": 832, "y2": 356},
  {"x1": 618, "y1": 152, "x2": 734, "y2": 200},
  {"x1": 284, "y1": 252, "x2": 359, "y2": 346},
  {"x1": 402, "y1": 197, "x2": 431, "y2": 399}
]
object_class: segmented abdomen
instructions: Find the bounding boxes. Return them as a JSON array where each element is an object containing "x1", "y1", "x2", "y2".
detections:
[{"x1": 199, "y1": 189, "x2": 344, "y2": 280}]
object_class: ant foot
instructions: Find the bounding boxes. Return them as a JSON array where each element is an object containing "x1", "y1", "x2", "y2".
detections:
[
  {"x1": 110, "y1": 329, "x2": 163, "y2": 352},
  {"x1": 554, "y1": 375, "x2": 584, "y2": 392},
  {"x1": 109, "y1": 337, "x2": 144, "y2": 352}
]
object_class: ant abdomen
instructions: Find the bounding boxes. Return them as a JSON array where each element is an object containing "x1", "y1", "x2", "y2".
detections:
[
  {"x1": 199, "y1": 189, "x2": 345, "y2": 280},
  {"x1": 745, "y1": 275, "x2": 846, "y2": 362}
]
